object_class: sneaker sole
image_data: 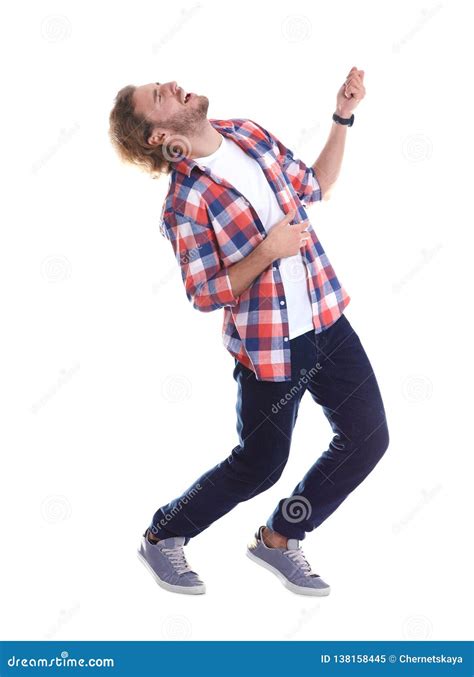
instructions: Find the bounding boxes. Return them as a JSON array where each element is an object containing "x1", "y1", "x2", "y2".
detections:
[
  {"x1": 137, "y1": 550, "x2": 206, "y2": 595},
  {"x1": 246, "y1": 549, "x2": 331, "y2": 597}
]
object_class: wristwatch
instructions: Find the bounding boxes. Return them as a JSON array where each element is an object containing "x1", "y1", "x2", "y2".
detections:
[{"x1": 332, "y1": 112, "x2": 354, "y2": 127}]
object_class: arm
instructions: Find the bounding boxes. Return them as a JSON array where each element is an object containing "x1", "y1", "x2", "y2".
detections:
[
  {"x1": 227, "y1": 240, "x2": 273, "y2": 298},
  {"x1": 163, "y1": 210, "x2": 240, "y2": 312},
  {"x1": 252, "y1": 67, "x2": 366, "y2": 202},
  {"x1": 312, "y1": 66, "x2": 366, "y2": 200},
  {"x1": 312, "y1": 122, "x2": 348, "y2": 201},
  {"x1": 228, "y1": 210, "x2": 307, "y2": 296},
  {"x1": 162, "y1": 209, "x2": 307, "y2": 310},
  {"x1": 162, "y1": 209, "x2": 277, "y2": 311}
]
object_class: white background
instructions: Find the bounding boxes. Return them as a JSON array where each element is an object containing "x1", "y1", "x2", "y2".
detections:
[{"x1": 1, "y1": 0, "x2": 473, "y2": 642}]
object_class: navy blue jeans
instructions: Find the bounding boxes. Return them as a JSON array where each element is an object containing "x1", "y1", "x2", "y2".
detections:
[{"x1": 149, "y1": 313, "x2": 389, "y2": 542}]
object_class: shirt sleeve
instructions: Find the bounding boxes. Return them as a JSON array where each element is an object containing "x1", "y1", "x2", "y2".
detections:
[
  {"x1": 249, "y1": 119, "x2": 322, "y2": 205},
  {"x1": 160, "y1": 209, "x2": 240, "y2": 313}
]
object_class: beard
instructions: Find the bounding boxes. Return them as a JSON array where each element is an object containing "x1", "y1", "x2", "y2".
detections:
[{"x1": 162, "y1": 95, "x2": 209, "y2": 137}]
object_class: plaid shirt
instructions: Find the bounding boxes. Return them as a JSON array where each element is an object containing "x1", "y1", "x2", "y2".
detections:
[{"x1": 159, "y1": 118, "x2": 351, "y2": 381}]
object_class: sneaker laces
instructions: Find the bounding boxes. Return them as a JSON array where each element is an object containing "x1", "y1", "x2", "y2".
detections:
[
  {"x1": 162, "y1": 546, "x2": 193, "y2": 576},
  {"x1": 284, "y1": 547, "x2": 317, "y2": 577}
]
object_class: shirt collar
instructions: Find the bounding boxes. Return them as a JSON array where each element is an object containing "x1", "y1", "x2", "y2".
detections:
[{"x1": 171, "y1": 119, "x2": 236, "y2": 178}]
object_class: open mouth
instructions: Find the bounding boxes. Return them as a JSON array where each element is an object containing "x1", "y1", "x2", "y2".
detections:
[{"x1": 178, "y1": 86, "x2": 194, "y2": 104}]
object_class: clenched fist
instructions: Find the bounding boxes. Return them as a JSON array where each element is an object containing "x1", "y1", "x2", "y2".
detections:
[{"x1": 336, "y1": 66, "x2": 366, "y2": 118}]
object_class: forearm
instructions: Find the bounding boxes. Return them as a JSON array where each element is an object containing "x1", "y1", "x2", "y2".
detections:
[
  {"x1": 312, "y1": 119, "x2": 348, "y2": 199},
  {"x1": 227, "y1": 238, "x2": 275, "y2": 298}
]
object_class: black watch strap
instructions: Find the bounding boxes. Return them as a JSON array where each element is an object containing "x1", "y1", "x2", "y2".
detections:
[{"x1": 332, "y1": 112, "x2": 354, "y2": 127}]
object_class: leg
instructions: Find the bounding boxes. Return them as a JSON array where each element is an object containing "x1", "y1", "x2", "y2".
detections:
[
  {"x1": 267, "y1": 313, "x2": 390, "y2": 540},
  {"x1": 148, "y1": 335, "x2": 311, "y2": 542}
]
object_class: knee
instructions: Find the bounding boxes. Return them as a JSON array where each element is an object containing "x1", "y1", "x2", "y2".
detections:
[
  {"x1": 224, "y1": 447, "x2": 288, "y2": 497},
  {"x1": 242, "y1": 460, "x2": 287, "y2": 497},
  {"x1": 250, "y1": 462, "x2": 286, "y2": 494},
  {"x1": 364, "y1": 417, "x2": 390, "y2": 462}
]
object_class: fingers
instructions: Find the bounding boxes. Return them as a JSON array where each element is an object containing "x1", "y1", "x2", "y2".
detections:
[
  {"x1": 300, "y1": 222, "x2": 310, "y2": 246},
  {"x1": 345, "y1": 84, "x2": 365, "y2": 100},
  {"x1": 276, "y1": 209, "x2": 296, "y2": 228},
  {"x1": 344, "y1": 67, "x2": 365, "y2": 92},
  {"x1": 345, "y1": 66, "x2": 364, "y2": 81},
  {"x1": 279, "y1": 211, "x2": 310, "y2": 233},
  {"x1": 345, "y1": 74, "x2": 363, "y2": 91},
  {"x1": 344, "y1": 70, "x2": 366, "y2": 99}
]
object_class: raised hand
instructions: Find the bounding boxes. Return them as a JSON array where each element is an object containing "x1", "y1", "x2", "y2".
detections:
[{"x1": 336, "y1": 66, "x2": 366, "y2": 118}]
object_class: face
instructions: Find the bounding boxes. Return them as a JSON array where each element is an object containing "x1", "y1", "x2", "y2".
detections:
[{"x1": 133, "y1": 81, "x2": 209, "y2": 145}]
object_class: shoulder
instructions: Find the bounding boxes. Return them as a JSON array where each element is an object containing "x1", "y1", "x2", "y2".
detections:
[
  {"x1": 210, "y1": 117, "x2": 271, "y2": 142},
  {"x1": 160, "y1": 174, "x2": 208, "y2": 237}
]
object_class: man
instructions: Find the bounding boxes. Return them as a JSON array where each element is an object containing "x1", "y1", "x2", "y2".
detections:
[{"x1": 108, "y1": 67, "x2": 389, "y2": 596}]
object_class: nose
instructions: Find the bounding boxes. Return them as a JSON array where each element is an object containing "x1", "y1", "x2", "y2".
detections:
[{"x1": 164, "y1": 80, "x2": 178, "y2": 95}]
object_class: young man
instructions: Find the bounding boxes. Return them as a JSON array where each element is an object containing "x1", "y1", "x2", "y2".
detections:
[{"x1": 108, "y1": 67, "x2": 389, "y2": 596}]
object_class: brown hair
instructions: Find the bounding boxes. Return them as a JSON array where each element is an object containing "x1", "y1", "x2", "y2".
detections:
[{"x1": 108, "y1": 85, "x2": 172, "y2": 179}]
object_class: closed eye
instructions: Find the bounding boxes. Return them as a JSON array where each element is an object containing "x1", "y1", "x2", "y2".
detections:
[{"x1": 154, "y1": 82, "x2": 162, "y2": 105}]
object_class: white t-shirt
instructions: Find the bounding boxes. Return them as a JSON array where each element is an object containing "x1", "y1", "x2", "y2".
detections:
[{"x1": 194, "y1": 134, "x2": 314, "y2": 339}]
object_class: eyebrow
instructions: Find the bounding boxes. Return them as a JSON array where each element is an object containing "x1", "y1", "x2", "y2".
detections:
[{"x1": 153, "y1": 82, "x2": 161, "y2": 105}]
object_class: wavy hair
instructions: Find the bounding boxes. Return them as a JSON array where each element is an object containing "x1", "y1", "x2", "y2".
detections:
[{"x1": 108, "y1": 85, "x2": 172, "y2": 179}]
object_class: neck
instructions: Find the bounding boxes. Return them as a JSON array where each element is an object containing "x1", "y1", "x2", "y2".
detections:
[{"x1": 189, "y1": 120, "x2": 223, "y2": 159}]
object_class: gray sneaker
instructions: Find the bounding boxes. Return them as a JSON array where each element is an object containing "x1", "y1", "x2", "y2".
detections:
[
  {"x1": 247, "y1": 526, "x2": 330, "y2": 596},
  {"x1": 137, "y1": 530, "x2": 206, "y2": 595}
]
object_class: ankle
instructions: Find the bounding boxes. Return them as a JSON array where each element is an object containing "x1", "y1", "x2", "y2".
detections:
[
  {"x1": 146, "y1": 529, "x2": 160, "y2": 544},
  {"x1": 262, "y1": 526, "x2": 288, "y2": 549}
]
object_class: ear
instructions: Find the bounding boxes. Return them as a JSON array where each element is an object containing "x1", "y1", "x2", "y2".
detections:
[{"x1": 147, "y1": 129, "x2": 167, "y2": 147}]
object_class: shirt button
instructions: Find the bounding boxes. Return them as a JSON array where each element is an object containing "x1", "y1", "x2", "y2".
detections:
[
  {"x1": 272, "y1": 266, "x2": 278, "y2": 271},
  {"x1": 283, "y1": 337, "x2": 289, "y2": 342},
  {"x1": 280, "y1": 300, "x2": 285, "y2": 306}
]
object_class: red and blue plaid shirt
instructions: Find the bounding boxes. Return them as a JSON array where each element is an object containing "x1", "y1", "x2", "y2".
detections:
[{"x1": 159, "y1": 118, "x2": 351, "y2": 381}]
